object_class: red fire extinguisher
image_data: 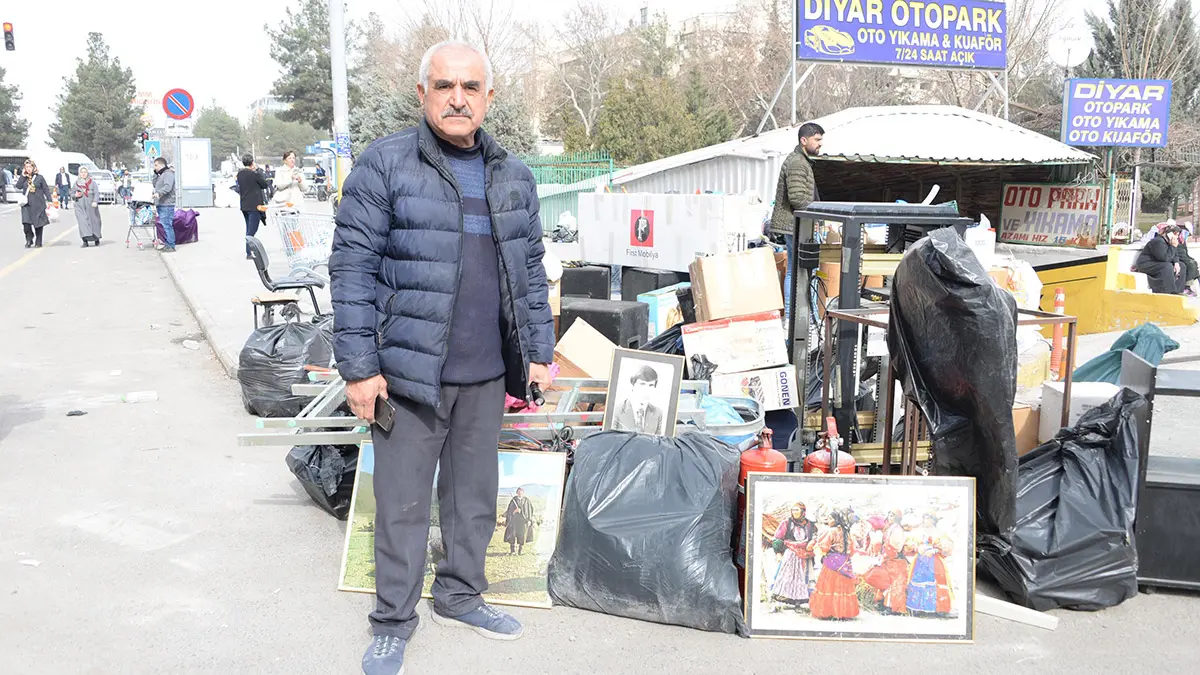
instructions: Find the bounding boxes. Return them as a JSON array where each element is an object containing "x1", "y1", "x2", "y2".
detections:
[
  {"x1": 736, "y1": 428, "x2": 788, "y2": 592},
  {"x1": 803, "y1": 417, "x2": 857, "y2": 474}
]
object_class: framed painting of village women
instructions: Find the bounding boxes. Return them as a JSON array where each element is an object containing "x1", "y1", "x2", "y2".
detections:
[
  {"x1": 744, "y1": 473, "x2": 975, "y2": 642},
  {"x1": 338, "y1": 444, "x2": 568, "y2": 610}
]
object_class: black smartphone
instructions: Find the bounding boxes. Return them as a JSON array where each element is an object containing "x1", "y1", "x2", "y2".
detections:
[{"x1": 374, "y1": 396, "x2": 397, "y2": 433}]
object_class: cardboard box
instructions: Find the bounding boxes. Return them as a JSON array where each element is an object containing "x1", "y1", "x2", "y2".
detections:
[
  {"x1": 577, "y1": 193, "x2": 756, "y2": 273},
  {"x1": 548, "y1": 279, "x2": 561, "y2": 316},
  {"x1": 637, "y1": 282, "x2": 690, "y2": 340},
  {"x1": 1012, "y1": 403, "x2": 1041, "y2": 457},
  {"x1": 1037, "y1": 381, "x2": 1122, "y2": 443},
  {"x1": 681, "y1": 311, "x2": 788, "y2": 376},
  {"x1": 689, "y1": 248, "x2": 784, "y2": 323},
  {"x1": 554, "y1": 318, "x2": 617, "y2": 379},
  {"x1": 711, "y1": 365, "x2": 799, "y2": 411}
]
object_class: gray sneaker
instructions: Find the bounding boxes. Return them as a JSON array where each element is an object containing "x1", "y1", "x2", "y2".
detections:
[
  {"x1": 362, "y1": 634, "x2": 407, "y2": 675},
  {"x1": 431, "y1": 603, "x2": 523, "y2": 640}
]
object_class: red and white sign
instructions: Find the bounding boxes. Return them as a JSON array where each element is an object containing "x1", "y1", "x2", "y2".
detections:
[
  {"x1": 998, "y1": 183, "x2": 1102, "y2": 249},
  {"x1": 630, "y1": 209, "x2": 654, "y2": 247}
]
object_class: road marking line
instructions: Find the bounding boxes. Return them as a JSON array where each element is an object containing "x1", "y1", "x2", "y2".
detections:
[{"x1": 0, "y1": 225, "x2": 76, "y2": 281}]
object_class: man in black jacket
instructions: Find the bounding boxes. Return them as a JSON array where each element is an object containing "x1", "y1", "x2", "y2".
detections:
[
  {"x1": 236, "y1": 154, "x2": 269, "y2": 259},
  {"x1": 329, "y1": 40, "x2": 554, "y2": 675}
]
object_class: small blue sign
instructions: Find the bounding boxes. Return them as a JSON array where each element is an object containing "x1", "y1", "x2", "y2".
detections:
[
  {"x1": 1061, "y1": 78, "x2": 1172, "y2": 148},
  {"x1": 335, "y1": 132, "x2": 352, "y2": 158},
  {"x1": 305, "y1": 145, "x2": 318, "y2": 154},
  {"x1": 797, "y1": 0, "x2": 1007, "y2": 70},
  {"x1": 143, "y1": 140, "x2": 162, "y2": 159}
]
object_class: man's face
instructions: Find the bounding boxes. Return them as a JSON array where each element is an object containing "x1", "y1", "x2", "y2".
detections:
[
  {"x1": 630, "y1": 378, "x2": 656, "y2": 407},
  {"x1": 516, "y1": 488, "x2": 524, "y2": 497},
  {"x1": 418, "y1": 46, "x2": 493, "y2": 147},
  {"x1": 801, "y1": 133, "x2": 823, "y2": 156}
]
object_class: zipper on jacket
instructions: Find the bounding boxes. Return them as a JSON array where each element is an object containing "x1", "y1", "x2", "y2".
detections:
[
  {"x1": 377, "y1": 291, "x2": 398, "y2": 348},
  {"x1": 421, "y1": 144, "x2": 466, "y2": 388}
]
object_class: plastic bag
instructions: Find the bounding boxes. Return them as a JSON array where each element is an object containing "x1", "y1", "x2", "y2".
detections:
[
  {"x1": 1074, "y1": 323, "x2": 1180, "y2": 384},
  {"x1": 285, "y1": 443, "x2": 360, "y2": 519},
  {"x1": 46, "y1": 206, "x2": 59, "y2": 222},
  {"x1": 977, "y1": 389, "x2": 1145, "y2": 611},
  {"x1": 548, "y1": 431, "x2": 747, "y2": 636},
  {"x1": 238, "y1": 317, "x2": 334, "y2": 417},
  {"x1": 888, "y1": 227, "x2": 1019, "y2": 538}
]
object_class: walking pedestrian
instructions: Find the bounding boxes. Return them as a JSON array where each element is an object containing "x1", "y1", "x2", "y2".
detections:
[
  {"x1": 237, "y1": 154, "x2": 270, "y2": 259},
  {"x1": 271, "y1": 150, "x2": 305, "y2": 206},
  {"x1": 73, "y1": 166, "x2": 103, "y2": 247},
  {"x1": 0, "y1": 166, "x2": 9, "y2": 204},
  {"x1": 54, "y1": 166, "x2": 72, "y2": 208},
  {"x1": 151, "y1": 157, "x2": 177, "y2": 252},
  {"x1": 329, "y1": 40, "x2": 554, "y2": 675},
  {"x1": 15, "y1": 159, "x2": 51, "y2": 248}
]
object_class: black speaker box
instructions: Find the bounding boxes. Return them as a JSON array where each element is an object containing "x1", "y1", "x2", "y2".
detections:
[
  {"x1": 621, "y1": 267, "x2": 689, "y2": 301},
  {"x1": 560, "y1": 265, "x2": 610, "y2": 300},
  {"x1": 560, "y1": 297, "x2": 649, "y2": 349},
  {"x1": 1137, "y1": 455, "x2": 1200, "y2": 591}
]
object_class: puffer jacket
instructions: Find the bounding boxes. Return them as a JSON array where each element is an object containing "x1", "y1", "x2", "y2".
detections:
[
  {"x1": 328, "y1": 120, "x2": 555, "y2": 408},
  {"x1": 768, "y1": 146, "x2": 817, "y2": 236}
]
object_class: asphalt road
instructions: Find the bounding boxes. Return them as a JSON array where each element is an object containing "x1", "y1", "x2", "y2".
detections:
[{"x1": 0, "y1": 204, "x2": 1195, "y2": 673}]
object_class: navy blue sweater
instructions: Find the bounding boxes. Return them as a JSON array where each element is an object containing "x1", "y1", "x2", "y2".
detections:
[{"x1": 439, "y1": 136, "x2": 505, "y2": 385}]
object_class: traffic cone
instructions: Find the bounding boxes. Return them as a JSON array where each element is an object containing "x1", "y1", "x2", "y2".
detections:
[{"x1": 1050, "y1": 287, "x2": 1066, "y2": 379}]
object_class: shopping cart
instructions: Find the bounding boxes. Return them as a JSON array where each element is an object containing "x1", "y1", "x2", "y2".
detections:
[
  {"x1": 125, "y1": 182, "x2": 158, "y2": 249},
  {"x1": 274, "y1": 208, "x2": 336, "y2": 282}
]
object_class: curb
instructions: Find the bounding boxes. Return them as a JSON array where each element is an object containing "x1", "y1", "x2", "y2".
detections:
[{"x1": 160, "y1": 250, "x2": 240, "y2": 379}]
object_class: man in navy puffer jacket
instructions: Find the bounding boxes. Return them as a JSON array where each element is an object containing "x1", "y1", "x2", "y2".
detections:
[{"x1": 329, "y1": 41, "x2": 554, "y2": 675}]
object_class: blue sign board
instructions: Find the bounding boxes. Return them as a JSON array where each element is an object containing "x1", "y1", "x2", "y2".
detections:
[
  {"x1": 1061, "y1": 78, "x2": 1172, "y2": 148},
  {"x1": 143, "y1": 140, "x2": 162, "y2": 158},
  {"x1": 335, "y1": 132, "x2": 352, "y2": 158},
  {"x1": 796, "y1": 0, "x2": 1007, "y2": 70}
]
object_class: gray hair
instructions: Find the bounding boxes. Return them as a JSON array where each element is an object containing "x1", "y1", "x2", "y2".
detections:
[{"x1": 418, "y1": 40, "x2": 494, "y2": 91}]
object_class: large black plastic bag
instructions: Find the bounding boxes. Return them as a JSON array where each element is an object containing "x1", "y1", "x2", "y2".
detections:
[
  {"x1": 238, "y1": 317, "x2": 333, "y2": 417},
  {"x1": 548, "y1": 431, "x2": 747, "y2": 636},
  {"x1": 977, "y1": 389, "x2": 1145, "y2": 611},
  {"x1": 888, "y1": 227, "x2": 1018, "y2": 538},
  {"x1": 285, "y1": 443, "x2": 360, "y2": 519}
]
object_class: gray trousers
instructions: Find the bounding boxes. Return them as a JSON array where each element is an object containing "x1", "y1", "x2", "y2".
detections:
[{"x1": 369, "y1": 377, "x2": 505, "y2": 639}]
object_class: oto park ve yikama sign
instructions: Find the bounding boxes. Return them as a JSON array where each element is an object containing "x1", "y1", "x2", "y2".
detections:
[
  {"x1": 796, "y1": 0, "x2": 1007, "y2": 70},
  {"x1": 1061, "y1": 78, "x2": 1173, "y2": 148},
  {"x1": 998, "y1": 183, "x2": 1102, "y2": 249}
]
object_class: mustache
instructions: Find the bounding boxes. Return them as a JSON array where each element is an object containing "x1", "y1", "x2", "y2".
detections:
[{"x1": 441, "y1": 105, "x2": 472, "y2": 118}]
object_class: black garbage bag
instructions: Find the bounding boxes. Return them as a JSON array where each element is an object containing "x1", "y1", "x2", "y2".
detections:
[
  {"x1": 977, "y1": 389, "x2": 1145, "y2": 611},
  {"x1": 238, "y1": 317, "x2": 333, "y2": 417},
  {"x1": 888, "y1": 227, "x2": 1018, "y2": 538},
  {"x1": 285, "y1": 443, "x2": 360, "y2": 520},
  {"x1": 548, "y1": 431, "x2": 747, "y2": 636}
]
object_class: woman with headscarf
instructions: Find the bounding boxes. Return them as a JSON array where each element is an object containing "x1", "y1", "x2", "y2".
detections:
[
  {"x1": 15, "y1": 159, "x2": 51, "y2": 248},
  {"x1": 769, "y1": 502, "x2": 818, "y2": 609},
  {"x1": 808, "y1": 509, "x2": 860, "y2": 620},
  {"x1": 906, "y1": 513, "x2": 954, "y2": 617},
  {"x1": 1135, "y1": 226, "x2": 1186, "y2": 294},
  {"x1": 1172, "y1": 223, "x2": 1198, "y2": 296},
  {"x1": 73, "y1": 166, "x2": 103, "y2": 247}
]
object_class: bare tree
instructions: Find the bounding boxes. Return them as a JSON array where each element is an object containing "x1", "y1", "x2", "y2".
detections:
[
  {"x1": 547, "y1": 0, "x2": 628, "y2": 139},
  {"x1": 399, "y1": 0, "x2": 533, "y2": 84}
]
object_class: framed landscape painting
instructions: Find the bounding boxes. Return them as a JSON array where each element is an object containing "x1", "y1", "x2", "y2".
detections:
[
  {"x1": 338, "y1": 444, "x2": 567, "y2": 609},
  {"x1": 744, "y1": 473, "x2": 975, "y2": 643}
]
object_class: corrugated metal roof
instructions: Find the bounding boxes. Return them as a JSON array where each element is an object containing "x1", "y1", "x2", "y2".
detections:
[{"x1": 606, "y1": 105, "x2": 1095, "y2": 188}]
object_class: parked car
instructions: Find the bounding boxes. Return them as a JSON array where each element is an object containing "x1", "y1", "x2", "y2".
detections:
[{"x1": 91, "y1": 170, "x2": 118, "y2": 204}]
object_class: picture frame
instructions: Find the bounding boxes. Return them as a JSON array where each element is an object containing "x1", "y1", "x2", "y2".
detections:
[
  {"x1": 338, "y1": 443, "x2": 568, "y2": 610},
  {"x1": 744, "y1": 473, "x2": 976, "y2": 643},
  {"x1": 601, "y1": 348, "x2": 686, "y2": 437}
]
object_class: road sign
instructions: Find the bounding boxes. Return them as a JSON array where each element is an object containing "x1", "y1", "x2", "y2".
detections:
[
  {"x1": 144, "y1": 140, "x2": 162, "y2": 159},
  {"x1": 163, "y1": 88, "x2": 195, "y2": 120},
  {"x1": 335, "y1": 132, "x2": 351, "y2": 158}
]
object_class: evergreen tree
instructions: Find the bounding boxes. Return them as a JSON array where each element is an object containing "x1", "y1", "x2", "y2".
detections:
[
  {"x1": 683, "y1": 66, "x2": 734, "y2": 148},
  {"x1": 592, "y1": 74, "x2": 704, "y2": 165},
  {"x1": 247, "y1": 114, "x2": 324, "y2": 162},
  {"x1": 0, "y1": 66, "x2": 30, "y2": 148},
  {"x1": 48, "y1": 33, "x2": 143, "y2": 167},
  {"x1": 193, "y1": 107, "x2": 247, "y2": 169},
  {"x1": 485, "y1": 89, "x2": 539, "y2": 157},
  {"x1": 267, "y1": 0, "x2": 360, "y2": 131},
  {"x1": 348, "y1": 79, "x2": 420, "y2": 156}
]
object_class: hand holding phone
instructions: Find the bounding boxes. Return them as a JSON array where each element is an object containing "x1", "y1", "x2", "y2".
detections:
[{"x1": 374, "y1": 396, "x2": 397, "y2": 432}]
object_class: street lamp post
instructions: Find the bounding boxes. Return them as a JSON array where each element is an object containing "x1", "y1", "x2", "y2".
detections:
[{"x1": 329, "y1": 0, "x2": 351, "y2": 197}]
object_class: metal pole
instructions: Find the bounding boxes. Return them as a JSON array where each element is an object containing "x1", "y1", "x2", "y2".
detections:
[
  {"x1": 328, "y1": 0, "x2": 352, "y2": 189},
  {"x1": 790, "y1": 0, "x2": 797, "y2": 126}
]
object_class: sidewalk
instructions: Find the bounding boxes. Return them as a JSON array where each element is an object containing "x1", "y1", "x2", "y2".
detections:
[{"x1": 160, "y1": 203, "x2": 333, "y2": 378}]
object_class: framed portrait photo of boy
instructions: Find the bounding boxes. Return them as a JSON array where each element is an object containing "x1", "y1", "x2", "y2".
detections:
[{"x1": 601, "y1": 348, "x2": 686, "y2": 437}]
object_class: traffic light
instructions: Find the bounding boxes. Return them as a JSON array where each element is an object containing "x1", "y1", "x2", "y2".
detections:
[
  {"x1": 138, "y1": 131, "x2": 149, "y2": 150},
  {"x1": 3, "y1": 23, "x2": 14, "y2": 51}
]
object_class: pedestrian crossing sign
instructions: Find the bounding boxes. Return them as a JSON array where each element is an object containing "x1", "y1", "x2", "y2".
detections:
[{"x1": 144, "y1": 140, "x2": 162, "y2": 159}]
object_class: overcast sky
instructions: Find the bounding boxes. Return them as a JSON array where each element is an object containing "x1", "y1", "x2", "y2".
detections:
[{"x1": 2, "y1": 0, "x2": 1107, "y2": 149}]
